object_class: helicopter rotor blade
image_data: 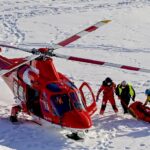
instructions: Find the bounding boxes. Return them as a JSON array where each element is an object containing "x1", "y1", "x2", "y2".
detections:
[
  {"x1": 51, "y1": 20, "x2": 111, "y2": 50},
  {"x1": 53, "y1": 53, "x2": 150, "y2": 74},
  {"x1": 0, "y1": 43, "x2": 34, "y2": 53},
  {"x1": 0, "y1": 54, "x2": 40, "y2": 76},
  {"x1": 0, "y1": 20, "x2": 111, "y2": 54},
  {"x1": 0, "y1": 43, "x2": 50, "y2": 56}
]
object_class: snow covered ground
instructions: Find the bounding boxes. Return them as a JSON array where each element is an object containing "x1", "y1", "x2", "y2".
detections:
[{"x1": 0, "y1": 0, "x2": 150, "y2": 149}]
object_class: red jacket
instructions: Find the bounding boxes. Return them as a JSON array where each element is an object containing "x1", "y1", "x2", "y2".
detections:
[{"x1": 97, "y1": 82, "x2": 116, "y2": 100}]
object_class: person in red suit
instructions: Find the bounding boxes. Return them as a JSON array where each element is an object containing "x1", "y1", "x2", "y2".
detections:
[{"x1": 96, "y1": 77, "x2": 118, "y2": 115}]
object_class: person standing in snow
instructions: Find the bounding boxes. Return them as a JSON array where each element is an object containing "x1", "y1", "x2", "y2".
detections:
[
  {"x1": 96, "y1": 77, "x2": 118, "y2": 115},
  {"x1": 115, "y1": 80, "x2": 135, "y2": 114}
]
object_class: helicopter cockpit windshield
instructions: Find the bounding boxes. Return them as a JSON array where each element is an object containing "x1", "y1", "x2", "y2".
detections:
[
  {"x1": 70, "y1": 92, "x2": 85, "y2": 110},
  {"x1": 50, "y1": 94, "x2": 72, "y2": 116},
  {"x1": 50, "y1": 92, "x2": 85, "y2": 116}
]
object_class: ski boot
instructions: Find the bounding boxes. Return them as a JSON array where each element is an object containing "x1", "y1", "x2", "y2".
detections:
[{"x1": 10, "y1": 105, "x2": 21, "y2": 122}]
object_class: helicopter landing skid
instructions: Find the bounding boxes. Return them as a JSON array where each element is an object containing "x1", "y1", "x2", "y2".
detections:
[{"x1": 66, "y1": 132, "x2": 84, "y2": 141}]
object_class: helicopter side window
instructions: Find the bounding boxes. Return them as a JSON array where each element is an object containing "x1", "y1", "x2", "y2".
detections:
[
  {"x1": 50, "y1": 94, "x2": 72, "y2": 116},
  {"x1": 26, "y1": 86, "x2": 43, "y2": 118},
  {"x1": 65, "y1": 81, "x2": 77, "y2": 89},
  {"x1": 46, "y1": 83, "x2": 61, "y2": 92},
  {"x1": 13, "y1": 81, "x2": 18, "y2": 97},
  {"x1": 18, "y1": 85, "x2": 25, "y2": 101},
  {"x1": 70, "y1": 92, "x2": 84, "y2": 110}
]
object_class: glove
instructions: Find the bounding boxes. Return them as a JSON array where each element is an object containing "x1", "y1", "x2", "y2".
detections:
[{"x1": 132, "y1": 97, "x2": 135, "y2": 101}]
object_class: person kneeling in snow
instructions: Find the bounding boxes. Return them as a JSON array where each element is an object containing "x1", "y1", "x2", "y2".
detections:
[
  {"x1": 96, "y1": 77, "x2": 118, "y2": 115},
  {"x1": 116, "y1": 81, "x2": 135, "y2": 114},
  {"x1": 144, "y1": 89, "x2": 150, "y2": 106}
]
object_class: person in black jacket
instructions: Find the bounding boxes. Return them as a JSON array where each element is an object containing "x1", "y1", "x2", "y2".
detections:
[{"x1": 116, "y1": 81, "x2": 135, "y2": 114}]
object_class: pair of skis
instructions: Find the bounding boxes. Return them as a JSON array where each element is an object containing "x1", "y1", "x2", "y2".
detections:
[{"x1": 0, "y1": 19, "x2": 150, "y2": 76}]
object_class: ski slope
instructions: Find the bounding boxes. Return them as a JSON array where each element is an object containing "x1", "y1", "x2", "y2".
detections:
[{"x1": 0, "y1": 0, "x2": 150, "y2": 149}]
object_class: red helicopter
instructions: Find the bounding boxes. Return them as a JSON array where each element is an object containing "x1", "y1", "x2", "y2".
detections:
[{"x1": 0, "y1": 19, "x2": 150, "y2": 140}]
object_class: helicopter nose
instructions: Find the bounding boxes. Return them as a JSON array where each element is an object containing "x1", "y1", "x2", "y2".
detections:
[{"x1": 63, "y1": 110, "x2": 92, "y2": 129}]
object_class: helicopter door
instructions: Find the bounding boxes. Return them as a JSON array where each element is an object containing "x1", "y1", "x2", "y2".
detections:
[
  {"x1": 26, "y1": 85, "x2": 43, "y2": 117},
  {"x1": 79, "y1": 82, "x2": 97, "y2": 116},
  {"x1": 13, "y1": 79, "x2": 26, "y2": 103}
]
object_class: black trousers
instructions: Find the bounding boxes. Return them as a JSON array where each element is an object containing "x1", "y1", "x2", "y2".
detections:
[{"x1": 120, "y1": 98, "x2": 130, "y2": 113}]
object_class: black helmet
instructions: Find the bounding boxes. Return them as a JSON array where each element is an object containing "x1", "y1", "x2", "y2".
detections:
[{"x1": 105, "y1": 77, "x2": 112, "y2": 86}]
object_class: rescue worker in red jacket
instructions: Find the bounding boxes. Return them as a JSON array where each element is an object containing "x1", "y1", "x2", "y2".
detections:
[{"x1": 96, "y1": 77, "x2": 118, "y2": 115}]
